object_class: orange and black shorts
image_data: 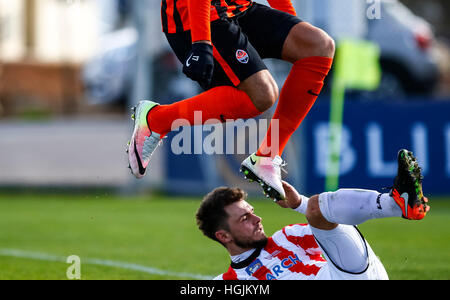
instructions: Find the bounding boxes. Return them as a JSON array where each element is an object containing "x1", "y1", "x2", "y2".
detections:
[{"x1": 165, "y1": 3, "x2": 302, "y2": 90}]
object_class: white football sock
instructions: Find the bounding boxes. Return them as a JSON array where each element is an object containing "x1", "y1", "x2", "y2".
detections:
[
  {"x1": 318, "y1": 189, "x2": 402, "y2": 225},
  {"x1": 294, "y1": 195, "x2": 309, "y2": 215}
]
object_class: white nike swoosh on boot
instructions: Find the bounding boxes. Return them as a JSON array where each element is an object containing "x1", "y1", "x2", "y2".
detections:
[{"x1": 401, "y1": 192, "x2": 409, "y2": 218}]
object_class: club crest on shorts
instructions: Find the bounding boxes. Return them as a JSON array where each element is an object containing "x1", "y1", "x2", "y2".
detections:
[{"x1": 236, "y1": 49, "x2": 249, "y2": 64}]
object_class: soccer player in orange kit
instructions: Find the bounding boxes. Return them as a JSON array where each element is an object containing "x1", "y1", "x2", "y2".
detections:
[{"x1": 128, "y1": 0, "x2": 335, "y2": 200}]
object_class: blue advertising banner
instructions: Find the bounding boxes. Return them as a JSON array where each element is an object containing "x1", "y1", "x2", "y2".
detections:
[
  {"x1": 163, "y1": 100, "x2": 450, "y2": 197},
  {"x1": 301, "y1": 100, "x2": 450, "y2": 195}
]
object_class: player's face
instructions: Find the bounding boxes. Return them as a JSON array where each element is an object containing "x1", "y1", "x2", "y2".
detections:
[{"x1": 224, "y1": 200, "x2": 268, "y2": 249}]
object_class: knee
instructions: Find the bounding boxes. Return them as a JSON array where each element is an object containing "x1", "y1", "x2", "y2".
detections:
[
  {"x1": 256, "y1": 79, "x2": 279, "y2": 112},
  {"x1": 306, "y1": 195, "x2": 337, "y2": 230},
  {"x1": 284, "y1": 23, "x2": 336, "y2": 62},
  {"x1": 312, "y1": 31, "x2": 335, "y2": 58},
  {"x1": 242, "y1": 74, "x2": 279, "y2": 112},
  {"x1": 323, "y1": 34, "x2": 336, "y2": 58}
]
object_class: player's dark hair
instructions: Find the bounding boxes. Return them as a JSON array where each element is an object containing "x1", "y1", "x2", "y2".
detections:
[{"x1": 196, "y1": 187, "x2": 247, "y2": 244}]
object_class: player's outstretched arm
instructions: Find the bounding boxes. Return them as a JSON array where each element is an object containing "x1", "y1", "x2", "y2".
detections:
[
  {"x1": 267, "y1": 0, "x2": 297, "y2": 16},
  {"x1": 276, "y1": 181, "x2": 302, "y2": 209}
]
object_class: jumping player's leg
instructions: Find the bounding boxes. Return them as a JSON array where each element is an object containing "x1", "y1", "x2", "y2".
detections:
[
  {"x1": 238, "y1": 70, "x2": 279, "y2": 113},
  {"x1": 238, "y1": 4, "x2": 334, "y2": 200},
  {"x1": 147, "y1": 70, "x2": 278, "y2": 136},
  {"x1": 257, "y1": 22, "x2": 335, "y2": 157},
  {"x1": 146, "y1": 86, "x2": 262, "y2": 136}
]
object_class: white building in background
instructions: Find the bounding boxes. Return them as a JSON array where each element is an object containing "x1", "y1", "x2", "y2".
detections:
[
  {"x1": 0, "y1": 0, "x2": 26, "y2": 61},
  {"x1": 33, "y1": 0, "x2": 99, "y2": 63},
  {"x1": 0, "y1": 0, "x2": 370, "y2": 63},
  {"x1": 295, "y1": 0, "x2": 368, "y2": 40},
  {"x1": 0, "y1": 0, "x2": 103, "y2": 63},
  {"x1": 256, "y1": 0, "x2": 369, "y2": 39}
]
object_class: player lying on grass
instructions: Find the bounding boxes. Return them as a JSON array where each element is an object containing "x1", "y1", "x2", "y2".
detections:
[
  {"x1": 196, "y1": 150, "x2": 430, "y2": 280},
  {"x1": 127, "y1": 0, "x2": 334, "y2": 201}
]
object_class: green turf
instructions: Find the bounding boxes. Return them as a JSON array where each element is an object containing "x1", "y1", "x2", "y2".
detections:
[{"x1": 0, "y1": 192, "x2": 448, "y2": 280}]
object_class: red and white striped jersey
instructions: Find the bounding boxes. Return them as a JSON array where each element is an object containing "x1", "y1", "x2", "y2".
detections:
[{"x1": 215, "y1": 224, "x2": 328, "y2": 280}]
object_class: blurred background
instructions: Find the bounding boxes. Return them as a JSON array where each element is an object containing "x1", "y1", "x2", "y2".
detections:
[
  {"x1": 1, "y1": 0, "x2": 449, "y2": 196},
  {"x1": 0, "y1": 0, "x2": 449, "y2": 280}
]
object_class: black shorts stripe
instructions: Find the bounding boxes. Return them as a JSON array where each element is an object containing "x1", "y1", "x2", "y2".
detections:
[
  {"x1": 173, "y1": 0, "x2": 184, "y2": 31},
  {"x1": 161, "y1": 0, "x2": 168, "y2": 33}
]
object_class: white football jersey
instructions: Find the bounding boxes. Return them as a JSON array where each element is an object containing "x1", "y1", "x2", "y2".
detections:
[
  {"x1": 215, "y1": 224, "x2": 327, "y2": 280},
  {"x1": 214, "y1": 223, "x2": 389, "y2": 280}
]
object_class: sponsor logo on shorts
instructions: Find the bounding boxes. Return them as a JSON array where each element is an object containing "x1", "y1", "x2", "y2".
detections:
[{"x1": 236, "y1": 50, "x2": 249, "y2": 64}]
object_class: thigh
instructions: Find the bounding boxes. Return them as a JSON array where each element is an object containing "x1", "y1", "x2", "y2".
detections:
[
  {"x1": 311, "y1": 225, "x2": 370, "y2": 275},
  {"x1": 312, "y1": 225, "x2": 388, "y2": 280},
  {"x1": 237, "y1": 3, "x2": 302, "y2": 59},
  {"x1": 165, "y1": 19, "x2": 268, "y2": 90}
]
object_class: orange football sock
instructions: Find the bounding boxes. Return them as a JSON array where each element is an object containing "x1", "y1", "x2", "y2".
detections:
[
  {"x1": 147, "y1": 86, "x2": 261, "y2": 136},
  {"x1": 257, "y1": 56, "x2": 333, "y2": 157}
]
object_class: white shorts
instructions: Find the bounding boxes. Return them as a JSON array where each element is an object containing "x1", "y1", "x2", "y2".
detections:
[{"x1": 312, "y1": 225, "x2": 389, "y2": 280}]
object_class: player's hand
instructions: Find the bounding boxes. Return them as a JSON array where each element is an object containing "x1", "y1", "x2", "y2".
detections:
[
  {"x1": 276, "y1": 181, "x2": 302, "y2": 209},
  {"x1": 182, "y1": 42, "x2": 214, "y2": 90}
]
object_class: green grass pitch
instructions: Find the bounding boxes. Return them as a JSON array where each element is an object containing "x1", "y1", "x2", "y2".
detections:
[{"x1": 0, "y1": 192, "x2": 449, "y2": 280}]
